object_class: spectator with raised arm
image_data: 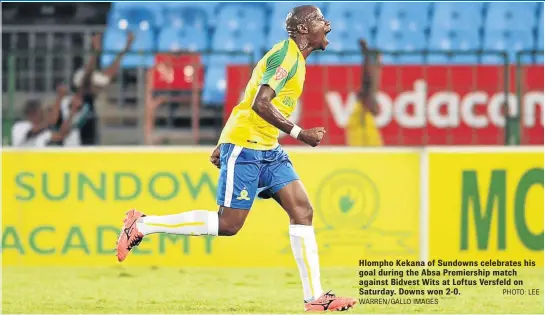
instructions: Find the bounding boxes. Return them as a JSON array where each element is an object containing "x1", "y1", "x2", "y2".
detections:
[
  {"x1": 52, "y1": 33, "x2": 103, "y2": 146},
  {"x1": 345, "y1": 39, "x2": 384, "y2": 147},
  {"x1": 69, "y1": 31, "x2": 135, "y2": 145}
]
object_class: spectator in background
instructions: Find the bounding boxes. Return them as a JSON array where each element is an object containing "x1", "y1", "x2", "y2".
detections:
[
  {"x1": 11, "y1": 98, "x2": 78, "y2": 147},
  {"x1": 12, "y1": 33, "x2": 98, "y2": 148},
  {"x1": 67, "y1": 31, "x2": 134, "y2": 145},
  {"x1": 53, "y1": 33, "x2": 105, "y2": 146},
  {"x1": 345, "y1": 39, "x2": 384, "y2": 147}
]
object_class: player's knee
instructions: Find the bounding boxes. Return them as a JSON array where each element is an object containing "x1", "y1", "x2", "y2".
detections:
[
  {"x1": 218, "y1": 220, "x2": 244, "y2": 236},
  {"x1": 291, "y1": 204, "x2": 313, "y2": 225}
]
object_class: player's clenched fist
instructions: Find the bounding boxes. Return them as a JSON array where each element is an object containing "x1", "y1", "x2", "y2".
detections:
[
  {"x1": 298, "y1": 127, "x2": 326, "y2": 147},
  {"x1": 210, "y1": 146, "x2": 220, "y2": 169}
]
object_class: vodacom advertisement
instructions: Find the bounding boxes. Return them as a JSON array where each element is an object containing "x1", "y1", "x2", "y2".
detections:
[{"x1": 225, "y1": 65, "x2": 544, "y2": 146}]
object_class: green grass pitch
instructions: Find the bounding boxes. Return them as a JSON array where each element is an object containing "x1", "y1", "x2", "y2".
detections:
[{"x1": 3, "y1": 267, "x2": 543, "y2": 314}]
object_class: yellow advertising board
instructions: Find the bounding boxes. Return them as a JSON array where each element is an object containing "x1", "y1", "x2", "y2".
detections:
[
  {"x1": 429, "y1": 150, "x2": 544, "y2": 266},
  {"x1": 2, "y1": 149, "x2": 420, "y2": 266}
]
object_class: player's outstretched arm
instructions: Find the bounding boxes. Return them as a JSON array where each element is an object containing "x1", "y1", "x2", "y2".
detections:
[{"x1": 252, "y1": 85, "x2": 326, "y2": 147}]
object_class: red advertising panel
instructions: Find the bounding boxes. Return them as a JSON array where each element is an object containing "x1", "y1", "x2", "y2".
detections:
[{"x1": 225, "y1": 65, "x2": 543, "y2": 146}]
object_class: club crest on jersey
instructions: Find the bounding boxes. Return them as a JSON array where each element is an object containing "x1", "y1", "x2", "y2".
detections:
[{"x1": 275, "y1": 67, "x2": 288, "y2": 81}]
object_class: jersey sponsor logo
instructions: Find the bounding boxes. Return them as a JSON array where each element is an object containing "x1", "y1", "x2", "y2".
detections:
[{"x1": 275, "y1": 67, "x2": 288, "y2": 81}]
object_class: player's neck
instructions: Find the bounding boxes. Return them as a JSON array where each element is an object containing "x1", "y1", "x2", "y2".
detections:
[{"x1": 291, "y1": 36, "x2": 314, "y2": 59}]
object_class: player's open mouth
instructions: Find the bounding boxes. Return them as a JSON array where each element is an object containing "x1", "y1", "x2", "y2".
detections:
[{"x1": 324, "y1": 28, "x2": 331, "y2": 45}]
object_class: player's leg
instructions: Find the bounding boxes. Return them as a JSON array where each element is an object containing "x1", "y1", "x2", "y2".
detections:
[
  {"x1": 258, "y1": 146, "x2": 355, "y2": 311},
  {"x1": 271, "y1": 180, "x2": 323, "y2": 300},
  {"x1": 116, "y1": 144, "x2": 259, "y2": 261},
  {"x1": 273, "y1": 181, "x2": 356, "y2": 311},
  {"x1": 134, "y1": 206, "x2": 250, "y2": 236},
  {"x1": 116, "y1": 206, "x2": 250, "y2": 261}
]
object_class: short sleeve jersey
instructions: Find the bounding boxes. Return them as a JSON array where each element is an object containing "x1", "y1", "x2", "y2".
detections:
[{"x1": 218, "y1": 38, "x2": 306, "y2": 150}]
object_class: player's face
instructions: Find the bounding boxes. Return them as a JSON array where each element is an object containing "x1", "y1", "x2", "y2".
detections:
[{"x1": 308, "y1": 8, "x2": 331, "y2": 51}]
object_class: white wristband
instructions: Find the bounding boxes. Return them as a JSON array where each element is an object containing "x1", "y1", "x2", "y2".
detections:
[{"x1": 290, "y1": 125, "x2": 302, "y2": 139}]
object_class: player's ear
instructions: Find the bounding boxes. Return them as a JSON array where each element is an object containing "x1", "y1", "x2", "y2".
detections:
[{"x1": 297, "y1": 23, "x2": 308, "y2": 34}]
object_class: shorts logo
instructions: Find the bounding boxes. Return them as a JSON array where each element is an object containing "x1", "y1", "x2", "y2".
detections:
[
  {"x1": 236, "y1": 188, "x2": 250, "y2": 201},
  {"x1": 275, "y1": 67, "x2": 288, "y2": 81}
]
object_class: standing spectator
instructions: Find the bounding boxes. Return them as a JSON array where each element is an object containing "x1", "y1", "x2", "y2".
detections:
[
  {"x1": 346, "y1": 39, "x2": 384, "y2": 147},
  {"x1": 69, "y1": 31, "x2": 134, "y2": 145}
]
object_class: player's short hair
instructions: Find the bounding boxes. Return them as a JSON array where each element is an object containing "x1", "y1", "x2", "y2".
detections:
[
  {"x1": 23, "y1": 99, "x2": 42, "y2": 117},
  {"x1": 286, "y1": 5, "x2": 318, "y2": 36}
]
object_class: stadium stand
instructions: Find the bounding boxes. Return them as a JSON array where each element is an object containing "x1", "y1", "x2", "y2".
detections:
[
  {"x1": 375, "y1": 3, "x2": 431, "y2": 64},
  {"x1": 431, "y1": 2, "x2": 484, "y2": 31},
  {"x1": 162, "y1": 6, "x2": 208, "y2": 32},
  {"x1": 98, "y1": 1, "x2": 544, "y2": 105},
  {"x1": 428, "y1": 29, "x2": 481, "y2": 64},
  {"x1": 108, "y1": 2, "x2": 162, "y2": 29},
  {"x1": 4, "y1": 2, "x2": 543, "y2": 145},
  {"x1": 318, "y1": 2, "x2": 375, "y2": 64}
]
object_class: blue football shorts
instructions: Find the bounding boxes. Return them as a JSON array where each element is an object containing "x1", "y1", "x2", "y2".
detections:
[{"x1": 216, "y1": 143, "x2": 300, "y2": 210}]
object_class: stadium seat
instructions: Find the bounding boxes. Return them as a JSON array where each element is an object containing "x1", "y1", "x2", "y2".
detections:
[
  {"x1": 375, "y1": 29, "x2": 427, "y2": 64},
  {"x1": 378, "y1": 3, "x2": 431, "y2": 33},
  {"x1": 216, "y1": 4, "x2": 267, "y2": 32},
  {"x1": 376, "y1": 3, "x2": 430, "y2": 64},
  {"x1": 202, "y1": 67, "x2": 227, "y2": 105},
  {"x1": 431, "y1": 3, "x2": 484, "y2": 31},
  {"x1": 182, "y1": 28, "x2": 208, "y2": 53},
  {"x1": 327, "y1": 3, "x2": 374, "y2": 46},
  {"x1": 327, "y1": 2, "x2": 377, "y2": 31},
  {"x1": 238, "y1": 33, "x2": 267, "y2": 64},
  {"x1": 211, "y1": 29, "x2": 261, "y2": 65},
  {"x1": 101, "y1": 28, "x2": 155, "y2": 68},
  {"x1": 109, "y1": 3, "x2": 162, "y2": 30},
  {"x1": 162, "y1": 7, "x2": 208, "y2": 31},
  {"x1": 157, "y1": 28, "x2": 183, "y2": 52},
  {"x1": 482, "y1": 30, "x2": 534, "y2": 64},
  {"x1": 157, "y1": 27, "x2": 208, "y2": 53},
  {"x1": 101, "y1": 28, "x2": 127, "y2": 67},
  {"x1": 317, "y1": 29, "x2": 363, "y2": 64},
  {"x1": 122, "y1": 29, "x2": 156, "y2": 68},
  {"x1": 485, "y1": 3, "x2": 538, "y2": 32},
  {"x1": 267, "y1": 27, "x2": 289, "y2": 48},
  {"x1": 162, "y1": 2, "x2": 217, "y2": 24},
  {"x1": 428, "y1": 29, "x2": 480, "y2": 64}
]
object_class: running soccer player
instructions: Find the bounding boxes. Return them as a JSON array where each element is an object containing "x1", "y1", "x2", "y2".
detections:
[{"x1": 116, "y1": 5, "x2": 356, "y2": 312}]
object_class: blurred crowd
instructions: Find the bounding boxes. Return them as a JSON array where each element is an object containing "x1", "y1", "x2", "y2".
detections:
[{"x1": 12, "y1": 33, "x2": 133, "y2": 147}]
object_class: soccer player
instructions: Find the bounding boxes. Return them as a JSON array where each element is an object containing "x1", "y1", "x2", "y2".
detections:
[{"x1": 116, "y1": 5, "x2": 356, "y2": 312}]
